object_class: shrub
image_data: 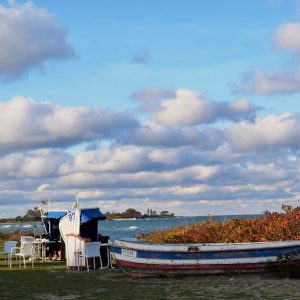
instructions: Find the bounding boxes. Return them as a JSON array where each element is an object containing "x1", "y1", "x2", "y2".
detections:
[{"x1": 137, "y1": 205, "x2": 300, "y2": 244}]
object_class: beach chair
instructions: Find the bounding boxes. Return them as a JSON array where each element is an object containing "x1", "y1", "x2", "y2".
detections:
[
  {"x1": 9, "y1": 241, "x2": 34, "y2": 269},
  {"x1": 0, "y1": 241, "x2": 17, "y2": 265},
  {"x1": 76, "y1": 242, "x2": 102, "y2": 271}
]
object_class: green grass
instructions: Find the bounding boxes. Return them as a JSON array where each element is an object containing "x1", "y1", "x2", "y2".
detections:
[{"x1": 1, "y1": 255, "x2": 300, "y2": 299}]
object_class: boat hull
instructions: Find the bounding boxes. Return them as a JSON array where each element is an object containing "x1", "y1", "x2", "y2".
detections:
[{"x1": 110, "y1": 239, "x2": 300, "y2": 277}]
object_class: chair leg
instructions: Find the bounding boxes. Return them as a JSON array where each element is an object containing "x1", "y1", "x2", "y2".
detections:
[
  {"x1": 31, "y1": 249, "x2": 34, "y2": 268},
  {"x1": 86, "y1": 257, "x2": 89, "y2": 272},
  {"x1": 105, "y1": 249, "x2": 110, "y2": 268},
  {"x1": 99, "y1": 254, "x2": 103, "y2": 269},
  {"x1": 100, "y1": 246, "x2": 110, "y2": 269},
  {"x1": 9, "y1": 254, "x2": 12, "y2": 269},
  {"x1": 77, "y1": 254, "x2": 80, "y2": 271},
  {"x1": 23, "y1": 255, "x2": 26, "y2": 269}
]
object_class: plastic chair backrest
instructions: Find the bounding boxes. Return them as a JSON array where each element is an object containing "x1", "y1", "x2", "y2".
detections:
[
  {"x1": 21, "y1": 236, "x2": 34, "y2": 242},
  {"x1": 85, "y1": 242, "x2": 100, "y2": 258},
  {"x1": 4, "y1": 241, "x2": 17, "y2": 254},
  {"x1": 21, "y1": 242, "x2": 33, "y2": 257}
]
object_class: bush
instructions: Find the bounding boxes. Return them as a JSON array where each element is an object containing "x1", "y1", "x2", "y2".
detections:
[
  {"x1": 137, "y1": 205, "x2": 300, "y2": 244},
  {"x1": 0, "y1": 231, "x2": 33, "y2": 243}
]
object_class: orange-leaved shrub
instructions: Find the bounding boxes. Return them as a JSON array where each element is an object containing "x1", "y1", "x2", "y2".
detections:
[{"x1": 137, "y1": 205, "x2": 300, "y2": 244}]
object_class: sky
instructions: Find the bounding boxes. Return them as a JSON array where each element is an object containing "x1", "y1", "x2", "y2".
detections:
[{"x1": 1, "y1": 0, "x2": 300, "y2": 217}]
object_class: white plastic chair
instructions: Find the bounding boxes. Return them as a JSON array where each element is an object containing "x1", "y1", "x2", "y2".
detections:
[
  {"x1": 76, "y1": 242, "x2": 101, "y2": 271},
  {"x1": 21, "y1": 236, "x2": 34, "y2": 242},
  {"x1": 0, "y1": 241, "x2": 17, "y2": 265},
  {"x1": 9, "y1": 241, "x2": 34, "y2": 268},
  {"x1": 99, "y1": 243, "x2": 111, "y2": 269}
]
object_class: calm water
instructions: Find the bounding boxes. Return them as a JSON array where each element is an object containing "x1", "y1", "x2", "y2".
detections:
[
  {"x1": 99, "y1": 214, "x2": 262, "y2": 240},
  {"x1": 0, "y1": 214, "x2": 260, "y2": 241}
]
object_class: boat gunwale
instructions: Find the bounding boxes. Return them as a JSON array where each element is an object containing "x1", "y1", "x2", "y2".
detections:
[{"x1": 111, "y1": 239, "x2": 300, "y2": 254}]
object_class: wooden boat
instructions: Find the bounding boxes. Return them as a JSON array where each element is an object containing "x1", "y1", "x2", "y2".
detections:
[{"x1": 110, "y1": 238, "x2": 300, "y2": 277}]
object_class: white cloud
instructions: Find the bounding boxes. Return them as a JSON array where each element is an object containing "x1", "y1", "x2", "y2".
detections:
[
  {"x1": 0, "y1": 95, "x2": 226, "y2": 153},
  {"x1": 154, "y1": 89, "x2": 214, "y2": 126},
  {"x1": 20, "y1": 150, "x2": 68, "y2": 178},
  {"x1": 234, "y1": 22, "x2": 300, "y2": 95},
  {"x1": 0, "y1": 149, "x2": 70, "y2": 179},
  {"x1": 0, "y1": 97, "x2": 137, "y2": 152},
  {"x1": 36, "y1": 184, "x2": 50, "y2": 192},
  {"x1": 0, "y1": 94, "x2": 299, "y2": 216},
  {"x1": 148, "y1": 149, "x2": 182, "y2": 166},
  {"x1": 0, "y1": 142, "x2": 298, "y2": 216},
  {"x1": 57, "y1": 164, "x2": 220, "y2": 189},
  {"x1": 66, "y1": 146, "x2": 149, "y2": 173},
  {"x1": 241, "y1": 162, "x2": 290, "y2": 182},
  {"x1": 273, "y1": 22, "x2": 300, "y2": 53},
  {"x1": 128, "y1": 122, "x2": 224, "y2": 149},
  {"x1": 152, "y1": 89, "x2": 258, "y2": 126},
  {"x1": 227, "y1": 113, "x2": 300, "y2": 151},
  {"x1": 131, "y1": 87, "x2": 176, "y2": 113},
  {"x1": 0, "y1": 2, "x2": 73, "y2": 80},
  {"x1": 233, "y1": 69, "x2": 300, "y2": 95}
]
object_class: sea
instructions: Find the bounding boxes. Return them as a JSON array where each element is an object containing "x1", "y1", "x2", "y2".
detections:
[{"x1": 0, "y1": 214, "x2": 260, "y2": 241}]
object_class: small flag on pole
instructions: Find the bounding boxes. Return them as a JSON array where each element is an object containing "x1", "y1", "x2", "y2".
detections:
[
  {"x1": 73, "y1": 193, "x2": 79, "y2": 209},
  {"x1": 41, "y1": 198, "x2": 49, "y2": 205},
  {"x1": 34, "y1": 205, "x2": 42, "y2": 211}
]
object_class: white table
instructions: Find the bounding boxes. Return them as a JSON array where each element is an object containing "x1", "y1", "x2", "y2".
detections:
[{"x1": 33, "y1": 240, "x2": 56, "y2": 261}]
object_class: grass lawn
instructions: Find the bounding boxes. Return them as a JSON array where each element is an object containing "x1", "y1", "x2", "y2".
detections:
[{"x1": 1, "y1": 256, "x2": 300, "y2": 299}]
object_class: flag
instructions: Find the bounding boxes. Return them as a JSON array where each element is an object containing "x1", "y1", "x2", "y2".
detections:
[
  {"x1": 41, "y1": 198, "x2": 50, "y2": 205},
  {"x1": 34, "y1": 205, "x2": 42, "y2": 211},
  {"x1": 73, "y1": 194, "x2": 79, "y2": 209}
]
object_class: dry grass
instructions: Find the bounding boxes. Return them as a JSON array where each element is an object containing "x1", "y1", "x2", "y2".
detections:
[{"x1": 1, "y1": 248, "x2": 300, "y2": 299}]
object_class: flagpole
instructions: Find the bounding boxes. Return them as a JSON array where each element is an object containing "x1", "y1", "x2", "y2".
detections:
[{"x1": 39, "y1": 206, "x2": 48, "y2": 237}]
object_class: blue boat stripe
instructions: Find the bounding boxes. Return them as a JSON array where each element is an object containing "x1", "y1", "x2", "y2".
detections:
[{"x1": 110, "y1": 246, "x2": 300, "y2": 260}]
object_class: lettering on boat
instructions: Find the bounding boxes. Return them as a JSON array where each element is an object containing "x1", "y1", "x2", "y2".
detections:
[
  {"x1": 188, "y1": 246, "x2": 199, "y2": 252},
  {"x1": 121, "y1": 249, "x2": 137, "y2": 257}
]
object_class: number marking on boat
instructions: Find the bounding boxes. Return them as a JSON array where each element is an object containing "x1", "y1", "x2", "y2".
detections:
[{"x1": 122, "y1": 249, "x2": 137, "y2": 257}]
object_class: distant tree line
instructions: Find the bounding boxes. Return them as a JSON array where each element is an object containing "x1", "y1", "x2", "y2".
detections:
[
  {"x1": 105, "y1": 208, "x2": 174, "y2": 220},
  {"x1": 0, "y1": 209, "x2": 41, "y2": 222},
  {"x1": 0, "y1": 207, "x2": 175, "y2": 222}
]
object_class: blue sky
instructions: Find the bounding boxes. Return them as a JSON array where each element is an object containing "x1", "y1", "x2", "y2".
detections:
[{"x1": 1, "y1": 0, "x2": 300, "y2": 217}]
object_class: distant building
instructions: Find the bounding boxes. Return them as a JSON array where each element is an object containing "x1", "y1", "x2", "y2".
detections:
[
  {"x1": 146, "y1": 208, "x2": 157, "y2": 216},
  {"x1": 160, "y1": 211, "x2": 169, "y2": 216}
]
